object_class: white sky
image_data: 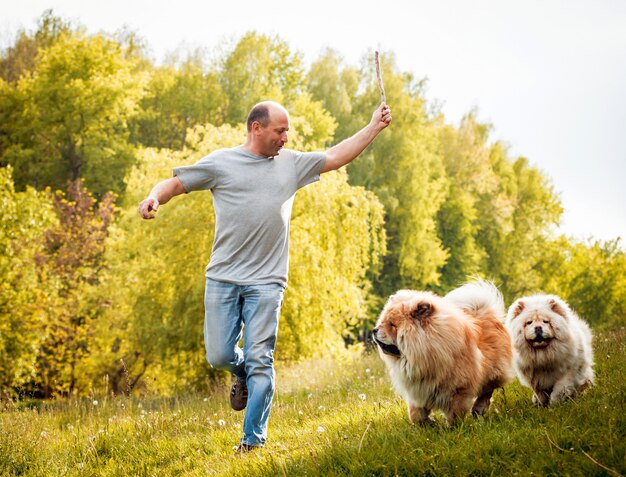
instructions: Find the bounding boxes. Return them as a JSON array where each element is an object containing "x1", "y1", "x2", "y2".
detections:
[{"x1": 2, "y1": 0, "x2": 625, "y2": 243}]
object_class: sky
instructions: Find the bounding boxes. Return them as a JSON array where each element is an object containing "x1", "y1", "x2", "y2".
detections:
[{"x1": 2, "y1": 0, "x2": 625, "y2": 243}]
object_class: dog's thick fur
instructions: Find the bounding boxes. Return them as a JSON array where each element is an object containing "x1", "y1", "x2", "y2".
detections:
[
  {"x1": 373, "y1": 280, "x2": 513, "y2": 425},
  {"x1": 505, "y1": 294, "x2": 594, "y2": 406}
]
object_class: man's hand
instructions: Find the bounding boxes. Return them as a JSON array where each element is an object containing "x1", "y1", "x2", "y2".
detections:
[
  {"x1": 322, "y1": 102, "x2": 392, "y2": 173},
  {"x1": 137, "y1": 177, "x2": 186, "y2": 219},
  {"x1": 138, "y1": 197, "x2": 159, "y2": 219},
  {"x1": 371, "y1": 102, "x2": 392, "y2": 131}
]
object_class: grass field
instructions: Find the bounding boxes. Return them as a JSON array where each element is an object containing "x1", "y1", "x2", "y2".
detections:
[{"x1": 1, "y1": 327, "x2": 624, "y2": 476}]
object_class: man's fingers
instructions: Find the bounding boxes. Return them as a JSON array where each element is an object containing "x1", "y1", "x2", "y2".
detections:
[{"x1": 138, "y1": 198, "x2": 159, "y2": 219}]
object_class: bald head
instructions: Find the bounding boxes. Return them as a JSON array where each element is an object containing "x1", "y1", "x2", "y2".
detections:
[{"x1": 246, "y1": 101, "x2": 289, "y2": 132}]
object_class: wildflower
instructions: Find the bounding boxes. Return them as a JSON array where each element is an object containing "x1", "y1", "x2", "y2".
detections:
[
  {"x1": 358, "y1": 394, "x2": 366, "y2": 401},
  {"x1": 234, "y1": 423, "x2": 241, "y2": 429},
  {"x1": 317, "y1": 426, "x2": 325, "y2": 433},
  {"x1": 318, "y1": 405, "x2": 325, "y2": 410},
  {"x1": 203, "y1": 398, "x2": 208, "y2": 402},
  {"x1": 218, "y1": 419, "x2": 226, "y2": 427},
  {"x1": 92, "y1": 400, "x2": 99, "y2": 406},
  {"x1": 40, "y1": 431, "x2": 48, "y2": 438},
  {"x1": 365, "y1": 368, "x2": 371, "y2": 374},
  {"x1": 298, "y1": 410, "x2": 304, "y2": 415}
]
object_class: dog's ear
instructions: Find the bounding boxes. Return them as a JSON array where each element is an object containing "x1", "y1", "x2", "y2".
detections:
[
  {"x1": 549, "y1": 298, "x2": 568, "y2": 318},
  {"x1": 411, "y1": 302, "x2": 433, "y2": 321},
  {"x1": 511, "y1": 300, "x2": 525, "y2": 318}
]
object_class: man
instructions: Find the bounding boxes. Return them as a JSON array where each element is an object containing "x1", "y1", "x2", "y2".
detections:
[{"x1": 138, "y1": 100, "x2": 391, "y2": 452}]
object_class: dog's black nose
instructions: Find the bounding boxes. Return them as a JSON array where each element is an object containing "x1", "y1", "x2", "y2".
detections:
[
  {"x1": 373, "y1": 328, "x2": 379, "y2": 335},
  {"x1": 534, "y1": 326, "x2": 543, "y2": 335}
]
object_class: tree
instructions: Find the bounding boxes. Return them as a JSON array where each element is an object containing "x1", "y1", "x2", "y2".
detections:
[
  {"x1": 538, "y1": 238, "x2": 626, "y2": 328},
  {"x1": 0, "y1": 10, "x2": 72, "y2": 84},
  {"x1": 0, "y1": 31, "x2": 145, "y2": 196},
  {"x1": 475, "y1": 145, "x2": 563, "y2": 302},
  {"x1": 307, "y1": 48, "x2": 361, "y2": 141},
  {"x1": 0, "y1": 166, "x2": 57, "y2": 397},
  {"x1": 220, "y1": 32, "x2": 305, "y2": 124},
  {"x1": 281, "y1": 170, "x2": 386, "y2": 358},
  {"x1": 130, "y1": 57, "x2": 225, "y2": 150},
  {"x1": 34, "y1": 180, "x2": 116, "y2": 397},
  {"x1": 347, "y1": 52, "x2": 448, "y2": 293},
  {"x1": 435, "y1": 115, "x2": 498, "y2": 291}
]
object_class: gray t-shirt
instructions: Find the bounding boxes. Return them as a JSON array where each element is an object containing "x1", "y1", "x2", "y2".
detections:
[{"x1": 173, "y1": 146, "x2": 327, "y2": 287}]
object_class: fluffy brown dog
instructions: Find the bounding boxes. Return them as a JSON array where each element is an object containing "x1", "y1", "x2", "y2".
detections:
[
  {"x1": 505, "y1": 294, "x2": 594, "y2": 406},
  {"x1": 373, "y1": 281, "x2": 513, "y2": 425}
]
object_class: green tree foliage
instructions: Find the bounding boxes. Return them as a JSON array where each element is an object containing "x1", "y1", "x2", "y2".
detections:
[
  {"x1": 347, "y1": 52, "x2": 448, "y2": 293},
  {"x1": 537, "y1": 237, "x2": 626, "y2": 327},
  {"x1": 220, "y1": 32, "x2": 305, "y2": 124},
  {"x1": 306, "y1": 49, "x2": 361, "y2": 141},
  {"x1": 0, "y1": 31, "x2": 144, "y2": 196},
  {"x1": 287, "y1": 94, "x2": 337, "y2": 150},
  {"x1": 435, "y1": 115, "x2": 497, "y2": 290},
  {"x1": 130, "y1": 58, "x2": 224, "y2": 150},
  {"x1": 33, "y1": 181, "x2": 116, "y2": 397},
  {"x1": 282, "y1": 170, "x2": 386, "y2": 358},
  {"x1": 0, "y1": 167, "x2": 57, "y2": 397},
  {"x1": 0, "y1": 10, "x2": 71, "y2": 83},
  {"x1": 476, "y1": 148, "x2": 563, "y2": 301}
]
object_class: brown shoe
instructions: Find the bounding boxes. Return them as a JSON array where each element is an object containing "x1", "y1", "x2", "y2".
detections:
[
  {"x1": 235, "y1": 443, "x2": 259, "y2": 454},
  {"x1": 230, "y1": 377, "x2": 248, "y2": 411}
]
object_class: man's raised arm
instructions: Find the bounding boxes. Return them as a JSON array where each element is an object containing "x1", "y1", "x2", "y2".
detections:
[
  {"x1": 321, "y1": 102, "x2": 392, "y2": 173},
  {"x1": 138, "y1": 176, "x2": 186, "y2": 219}
]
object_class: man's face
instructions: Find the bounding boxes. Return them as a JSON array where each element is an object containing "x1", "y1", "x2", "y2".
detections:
[{"x1": 257, "y1": 109, "x2": 289, "y2": 157}]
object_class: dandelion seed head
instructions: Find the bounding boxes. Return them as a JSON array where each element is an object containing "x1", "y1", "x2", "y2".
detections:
[
  {"x1": 317, "y1": 426, "x2": 325, "y2": 433},
  {"x1": 92, "y1": 400, "x2": 99, "y2": 406}
]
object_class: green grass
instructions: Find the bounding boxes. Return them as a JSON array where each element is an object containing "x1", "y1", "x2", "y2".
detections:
[{"x1": 1, "y1": 328, "x2": 625, "y2": 476}]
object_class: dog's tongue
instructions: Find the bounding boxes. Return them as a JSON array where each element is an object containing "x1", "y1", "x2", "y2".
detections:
[
  {"x1": 373, "y1": 336, "x2": 402, "y2": 357},
  {"x1": 529, "y1": 337, "x2": 551, "y2": 348}
]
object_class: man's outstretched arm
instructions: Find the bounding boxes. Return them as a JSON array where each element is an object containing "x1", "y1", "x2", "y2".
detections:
[
  {"x1": 321, "y1": 102, "x2": 392, "y2": 173},
  {"x1": 138, "y1": 176, "x2": 186, "y2": 219}
]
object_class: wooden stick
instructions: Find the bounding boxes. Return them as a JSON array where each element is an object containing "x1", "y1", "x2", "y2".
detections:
[{"x1": 375, "y1": 50, "x2": 386, "y2": 104}]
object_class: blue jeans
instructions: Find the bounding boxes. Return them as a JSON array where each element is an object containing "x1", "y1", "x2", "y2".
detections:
[{"x1": 203, "y1": 278, "x2": 285, "y2": 447}]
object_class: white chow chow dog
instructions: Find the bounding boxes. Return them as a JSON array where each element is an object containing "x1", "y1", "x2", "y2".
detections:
[{"x1": 505, "y1": 294, "x2": 594, "y2": 406}]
